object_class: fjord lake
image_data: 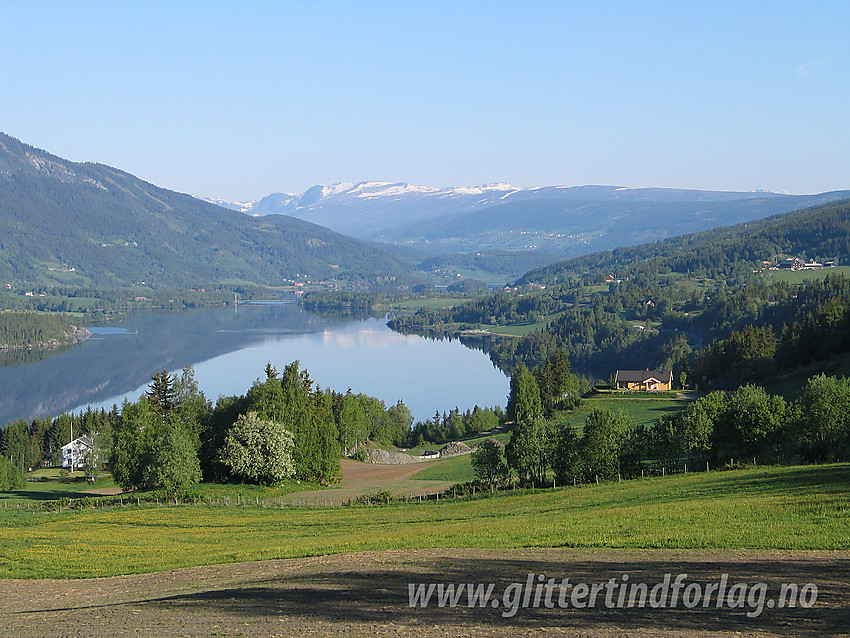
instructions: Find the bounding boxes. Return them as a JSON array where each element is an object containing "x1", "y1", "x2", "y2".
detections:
[{"x1": 0, "y1": 301, "x2": 508, "y2": 425}]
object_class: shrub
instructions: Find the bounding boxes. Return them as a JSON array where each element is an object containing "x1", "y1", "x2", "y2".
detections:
[{"x1": 0, "y1": 456, "x2": 24, "y2": 491}]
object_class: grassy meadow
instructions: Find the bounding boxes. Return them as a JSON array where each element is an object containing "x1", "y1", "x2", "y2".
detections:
[
  {"x1": 552, "y1": 392, "x2": 690, "y2": 432},
  {"x1": 1, "y1": 463, "x2": 847, "y2": 579},
  {"x1": 411, "y1": 454, "x2": 478, "y2": 483},
  {"x1": 2, "y1": 468, "x2": 322, "y2": 506}
]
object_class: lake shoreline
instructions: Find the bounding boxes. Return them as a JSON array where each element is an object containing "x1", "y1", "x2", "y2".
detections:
[{"x1": 0, "y1": 326, "x2": 90, "y2": 351}]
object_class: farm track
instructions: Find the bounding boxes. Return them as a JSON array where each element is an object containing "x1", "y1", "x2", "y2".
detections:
[
  {"x1": 276, "y1": 458, "x2": 456, "y2": 506},
  {"x1": 2, "y1": 548, "x2": 848, "y2": 637}
]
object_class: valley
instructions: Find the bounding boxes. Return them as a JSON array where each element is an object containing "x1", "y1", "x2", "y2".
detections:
[{"x1": 2, "y1": 133, "x2": 850, "y2": 637}]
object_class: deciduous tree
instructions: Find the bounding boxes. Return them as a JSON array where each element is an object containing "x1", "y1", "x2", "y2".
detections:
[
  {"x1": 507, "y1": 364, "x2": 542, "y2": 426},
  {"x1": 145, "y1": 423, "x2": 201, "y2": 502},
  {"x1": 219, "y1": 411, "x2": 295, "y2": 485},
  {"x1": 471, "y1": 438, "x2": 509, "y2": 486}
]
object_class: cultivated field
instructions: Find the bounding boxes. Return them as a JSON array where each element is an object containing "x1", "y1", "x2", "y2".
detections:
[
  {"x1": 2, "y1": 464, "x2": 849, "y2": 636},
  {"x1": 1, "y1": 548, "x2": 847, "y2": 637},
  {"x1": 275, "y1": 458, "x2": 459, "y2": 505}
]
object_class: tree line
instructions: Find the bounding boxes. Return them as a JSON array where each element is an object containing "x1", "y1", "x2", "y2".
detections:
[
  {"x1": 688, "y1": 274, "x2": 850, "y2": 388},
  {"x1": 0, "y1": 362, "x2": 421, "y2": 499},
  {"x1": 388, "y1": 258, "x2": 850, "y2": 390},
  {"x1": 108, "y1": 363, "x2": 417, "y2": 498},
  {"x1": 471, "y1": 367, "x2": 850, "y2": 490},
  {"x1": 0, "y1": 312, "x2": 84, "y2": 348},
  {"x1": 0, "y1": 406, "x2": 118, "y2": 475}
]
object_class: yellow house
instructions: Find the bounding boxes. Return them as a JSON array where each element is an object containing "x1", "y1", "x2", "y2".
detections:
[{"x1": 614, "y1": 369, "x2": 673, "y2": 392}]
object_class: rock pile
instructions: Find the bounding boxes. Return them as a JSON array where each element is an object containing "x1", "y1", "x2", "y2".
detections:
[
  {"x1": 363, "y1": 448, "x2": 422, "y2": 465},
  {"x1": 439, "y1": 441, "x2": 473, "y2": 457}
]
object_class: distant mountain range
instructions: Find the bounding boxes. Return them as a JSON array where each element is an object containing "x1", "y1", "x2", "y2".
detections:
[
  {"x1": 0, "y1": 133, "x2": 413, "y2": 289},
  {"x1": 3, "y1": 128, "x2": 848, "y2": 293},
  {"x1": 212, "y1": 182, "x2": 850, "y2": 257}
]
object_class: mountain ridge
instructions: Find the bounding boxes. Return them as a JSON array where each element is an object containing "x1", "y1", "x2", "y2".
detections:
[
  {"x1": 0, "y1": 132, "x2": 415, "y2": 289},
  {"x1": 205, "y1": 181, "x2": 849, "y2": 256}
]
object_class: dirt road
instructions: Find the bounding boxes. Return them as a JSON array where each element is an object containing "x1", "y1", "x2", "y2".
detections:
[{"x1": 2, "y1": 548, "x2": 847, "y2": 637}]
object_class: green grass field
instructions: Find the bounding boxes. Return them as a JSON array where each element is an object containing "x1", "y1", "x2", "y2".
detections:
[
  {"x1": 2, "y1": 469, "x2": 118, "y2": 502},
  {"x1": 1, "y1": 463, "x2": 847, "y2": 579},
  {"x1": 762, "y1": 265, "x2": 850, "y2": 284},
  {"x1": 2, "y1": 469, "x2": 321, "y2": 506},
  {"x1": 486, "y1": 322, "x2": 549, "y2": 336},
  {"x1": 553, "y1": 393, "x2": 689, "y2": 431},
  {"x1": 411, "y1": 454, "x2": 478, "y2": 482}
]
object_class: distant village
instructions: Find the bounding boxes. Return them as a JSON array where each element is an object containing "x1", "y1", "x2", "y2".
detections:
[{"x1": 771, "y1": 257, "x2": 836, "y2": 270}]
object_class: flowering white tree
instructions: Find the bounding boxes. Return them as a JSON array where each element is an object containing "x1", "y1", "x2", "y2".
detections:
[{"x1": 219, "y1": 412, "x2": 295, "y2": 485}]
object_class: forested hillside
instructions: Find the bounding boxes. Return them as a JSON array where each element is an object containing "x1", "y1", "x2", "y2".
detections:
[
  {"x1": 389, "y1": 198, "x2": 850, "y2": 383},
  {"x1": 517, "y1": 198, "x2": 850, "y2": 285},
  {"x1": 0, "y1": 312, "x2": 86, "y2": 349},
  {"x1": 0, "y1": 133, "x2": 414, "y2": 290}
]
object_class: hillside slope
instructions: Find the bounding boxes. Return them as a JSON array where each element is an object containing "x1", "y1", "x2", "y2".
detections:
[
  {"x1": 517, "y1": 198, "x2": 850, "y2": 285},
  {"x1": 0, "y1": 133, "x2": 413, "y2": 289},
  {"x1": 377, "y1": 192, "x2": 850, "y2": 256}
]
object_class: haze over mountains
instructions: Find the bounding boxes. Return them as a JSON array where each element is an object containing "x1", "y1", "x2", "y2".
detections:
[{"x1": 214, "y1": 182, "x2": 850, "y2": 257}]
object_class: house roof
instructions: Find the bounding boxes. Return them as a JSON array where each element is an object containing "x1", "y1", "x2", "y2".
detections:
[
  {"x1": 60, "y1": 435, "x2": 95, "y2": 452},
  {"x1": 615, "y1": 370, "x2": 673, "y2": 384}
]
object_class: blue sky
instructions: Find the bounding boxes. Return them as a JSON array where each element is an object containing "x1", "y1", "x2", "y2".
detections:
[{"x1": 1, "y1": 1, "x2": 848, "y2": 200}]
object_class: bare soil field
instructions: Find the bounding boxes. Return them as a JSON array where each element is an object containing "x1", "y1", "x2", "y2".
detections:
[
  {"x1": 2, "y1": 548, "x2": 847, "y2": 637},
  {"x1": 276, "y1": 458, "x2": 455, "y2": 505}
]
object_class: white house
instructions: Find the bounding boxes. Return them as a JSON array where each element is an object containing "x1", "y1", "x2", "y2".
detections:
[{"x1": 60, "y1": 435, "x2": 97, "y2": 469}]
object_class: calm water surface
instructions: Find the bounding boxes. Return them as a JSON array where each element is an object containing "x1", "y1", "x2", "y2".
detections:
[{"x1": 0, "y1": 302, "x2": 508, "y2": 424}]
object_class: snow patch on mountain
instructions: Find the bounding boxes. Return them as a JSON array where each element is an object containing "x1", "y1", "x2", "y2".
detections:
[{"x1": 200, "y1": 197, "x2": 259, "y2": 213}]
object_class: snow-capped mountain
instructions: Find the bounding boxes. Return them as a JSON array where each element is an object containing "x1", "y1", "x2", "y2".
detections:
[
  {"x1": 203, "y1": 181, "x2": 797, "y2": 239},
  {"x1": 206, "y1": 181, "x2": 527, "y2": 234},
  {"x1": 201, "y1": 182, "x2": 850, "y2": 257}
]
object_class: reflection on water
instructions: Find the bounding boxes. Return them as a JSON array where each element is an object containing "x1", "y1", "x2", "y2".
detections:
[
  {"x1": 0, "y1": 342, "x2": 80, "y2": 370},
  {"x1": 0, "y1": 303, "x2": 507, "y2": 424}
]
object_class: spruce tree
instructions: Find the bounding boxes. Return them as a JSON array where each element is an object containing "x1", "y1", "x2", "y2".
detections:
[{"x1": 146, "y1": 370, "x2": 177, "y2": 421}]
